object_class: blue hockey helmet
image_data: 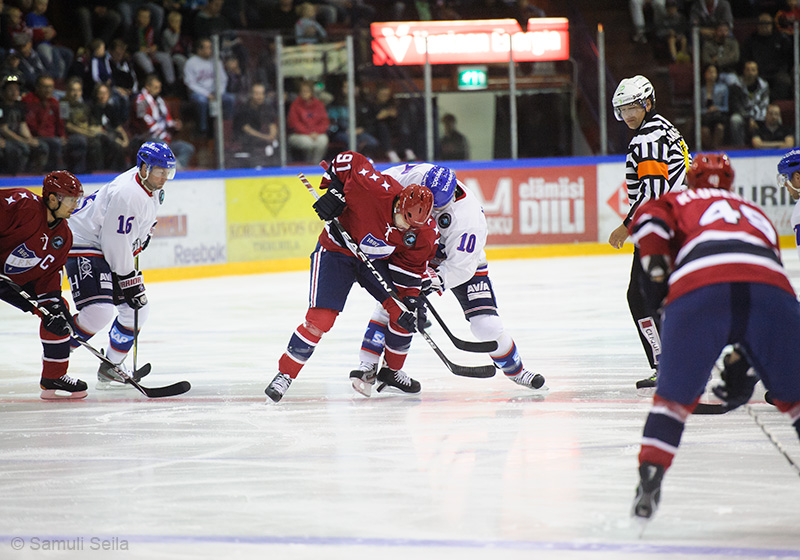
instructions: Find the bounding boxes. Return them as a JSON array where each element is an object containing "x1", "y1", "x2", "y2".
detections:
[
  {"x1": 137, "y1": 141, "x2": 177, "y2": 180},
  {"x1": 422, "y1": 166, "x2": 457, "y2": 209},
  {"x1": 777, "y1": 148, "x2": 800, "y2": 193}
]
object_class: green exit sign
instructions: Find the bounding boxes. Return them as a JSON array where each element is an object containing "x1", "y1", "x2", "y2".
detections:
[{"x1": 457, "y1": 66, "x2": 488, "y2": 90}]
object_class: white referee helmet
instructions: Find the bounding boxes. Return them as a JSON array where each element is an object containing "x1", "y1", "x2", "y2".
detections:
[{"x1": 612, "y1": 75, "x2": 655, "y2": 121}]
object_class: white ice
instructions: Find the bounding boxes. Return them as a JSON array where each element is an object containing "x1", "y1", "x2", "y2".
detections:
[{"x1": 1, "y1": 253, "x2": 800, "y2": 560}]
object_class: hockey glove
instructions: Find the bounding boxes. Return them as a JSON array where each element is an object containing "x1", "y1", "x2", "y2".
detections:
[
  {"x1": 712, "y1": 349, "x2": 758, "y2": 412},
  {"x1": 115, "y1": 271, "x2": 148, "y2": 310},
  {"x1": 404, "y1": 295, "x2": 428, "y2": 331},
  {"x1": 39, "y1": 295, "x2": 75, "y2": 336},
  {"x1": 383, "y1": 297, "x2": 417, "y2": 333},
  {"x1": 421, "y1": 267, "x2": 443, "y2": 296},
  {"x1": 313, "y1": 172, "x2": 346, "y2": 221}
]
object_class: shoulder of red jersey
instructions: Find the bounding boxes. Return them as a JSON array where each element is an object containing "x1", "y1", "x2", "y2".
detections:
[{"x1": 1, "y1": 188, "x2": 40, "y2": 209}]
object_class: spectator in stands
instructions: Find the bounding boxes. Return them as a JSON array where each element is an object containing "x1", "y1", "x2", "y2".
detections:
[
  {"x1": 700, "y1": 64, "x2": 729, "y2": 150},
  {"x1": 729, "y1": 60, "x2": 770, "y2": 146},
  {"x1": 127, "y1": 6, "x2": 177, "y2": 94},
  {"x1": 0, "y1": 74, "x2": 45, "y2": 173},
  {"x1": 365, "y1": 82, "x2": 417, "y2": 163},
  {"x1": 25, "y1": 0, "x2": 72, "y2": 81},
  {"x1": 689, "y1": 0, "x2": 734, "y2": 41},
  {"x1": 21, "y1": 74, "x2": 64, "y2": 172},
  {"x1": 4, "y1": 7, "x2": 31, "y2": 52},
  {"x1": 439, "y1": 113, "x2": 469, "y2": 160},
  {"x1": 183, "y1": 37, "x2": 234, "y2": 137},
  {"x1": 629, "y1": 0, "x2": 665, "y2": 44},
  {"x1": 232, "y1": 82, "x2": 279, "y2": 167},
  {"x1": 89, "y1": 39, "x2": 113, "y2": 91},
  {"x1": 223, "y1": 56, "x2": 247, "y2": 100},
  {"x1": 134, "y1": 73, "x2": 195, "y2": 168},
  {"x1": 326, "y1": 79, "x2": 379, "y2": 158},
  {"x1": 262, "y1": 0, "x2": 299, "y2": 37},
  {"x1": 109, "y1": 38, "x2": 139, "y2": 123},
  {"x1": 15, "y1": 35, "x2": 47, "y2": 93},
  {"x1": 295, "y1": 2, "x2": 327, "y2": 45},
  {"x1": 62, "y1": 77, "x2": 97, "y2": 173},
  {"x1": 119, "y1": 1, "x2": 165, "y2": 45},
  {"x1": 751, "y1": 102, "x2": 794, "y2": 149},
  {"x1": 741, "y1": 12, "x2": 793, "y2": 100},
  {"x1": 700, "y1": 21, "x2": 739, "y2": 85},
  {"x1": 77, "y1": 0, "x2": 123, "y2": 48},
  {"x1": 775, "y1": 0, "x2": 800, "y2": 35},
  {"x1": 160, "y1": 10, "x2": 191, "y2": 83},
  {"x1": 0, "y1": 51, "x2": 25, "y2": 91},
  {"x1": 89, "y1": 83, "x2": 129, "y2": 170},
  {"x1": 287, "y1": 79, "x2": 329, "y2": 163},
  {"x1": 193, "y1": 0, "x2": 233, "y2": 41},
  {"x1": 654, "y1": 0, "x2": 689, "y2": 62}
]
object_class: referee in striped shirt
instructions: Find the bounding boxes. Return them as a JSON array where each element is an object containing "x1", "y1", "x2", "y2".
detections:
[{"x1": 608, "y1": 75, "x2": 691, "y2": 392}]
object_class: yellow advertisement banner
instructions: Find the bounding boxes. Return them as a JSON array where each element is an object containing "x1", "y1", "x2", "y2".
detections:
[{"x1": 226, "y1": 175, "x2": 325, "y2": 262}]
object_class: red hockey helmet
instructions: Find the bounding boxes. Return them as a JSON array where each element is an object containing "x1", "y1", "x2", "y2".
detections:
[
  {"x1": 42, "y1": 170, "x2": 84, "y2": 201},
  {"x1": 395, "y1": 184, "x2": 434, "y2": 229},
  {"x1": 687, "y1": 153, "x2": 735, "y2": 191}
]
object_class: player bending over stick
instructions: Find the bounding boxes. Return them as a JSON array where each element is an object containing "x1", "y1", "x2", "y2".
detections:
[
  {"x1": 0, "y1": 171, "x2": 85, "y2": 399},
  {"x1": 348, "y1": 163, "x2": 545, "y2": 397},
  {"x1": 627, "y1": 153, "x2": 800, "y2": 523},
  {"x1": 266, "y1": 151, "x2": 438, "y2": 402}
]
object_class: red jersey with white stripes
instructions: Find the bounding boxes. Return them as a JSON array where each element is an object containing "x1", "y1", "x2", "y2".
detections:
[
  {"x1": 0, "y1": 188, "x2": 72, "y2": 296},
  {"x1": 318, "y1": 152, "x2": 438, "y2": 299},
  {"x1": 629, "y1": 187, "x2": 795, "y2": 304}
]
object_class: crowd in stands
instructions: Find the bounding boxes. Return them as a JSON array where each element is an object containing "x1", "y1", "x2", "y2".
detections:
[
  {"x1": 640, "y1": 0, "x2": 799, "y2": 150},
  {"x1": 0, "y1": 0, "x2": 552, "y2": 175}
]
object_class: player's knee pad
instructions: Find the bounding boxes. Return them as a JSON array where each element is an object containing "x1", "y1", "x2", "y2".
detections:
[
  {"x1": 74, "y1": 302, "x2": 116, "y2": 336},
  {"x1": 303, "y1": 307, "x2": 338, "y2": 337},
  {"x1": 469, "y1": 314, "x2": 504, "y2": 342}
]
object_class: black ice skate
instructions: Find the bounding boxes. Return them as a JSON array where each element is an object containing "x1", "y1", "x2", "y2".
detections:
[
  {"x1": 636, "y1": 371, "x2": 658, "y2": 395},
  {"x1": 265, "y1": 373, "x2": 292, "y2": 403},
  {"x1": 349, "y1": 361, "x2": 378, "y2": 397},
  {"x1": 631, "y1": 461, "x2": 665, "y2": 521},
  {"x1": 509, "y1": 369, "x2": 546, "y2": 390},
  {"x1": 40, "y1": 374, "x2": 88, "y2": 400},
  {"x1": 375, "y1": 367, "x2": 421, "y2": 394}
]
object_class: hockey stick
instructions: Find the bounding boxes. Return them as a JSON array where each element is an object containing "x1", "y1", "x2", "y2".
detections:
[
  {"x1": 133, "y1": 255, "x2": 139, "y2": 373},
  {"x1": 0, "y1": 274, "x2": 190, "y2": 398},
  {"x1": 299, "y1": 172, "x2": 495, "y2": 378},
  {"x1": 745, "y1": 403, "x2": 800, "y2": 477},
  {"x1": 419, "y1": 293, "x2": 498, "y2": 353}
]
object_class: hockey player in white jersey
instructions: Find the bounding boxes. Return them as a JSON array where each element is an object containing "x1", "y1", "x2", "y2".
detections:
[
  {"x1": 349, "y1": 163, "x2": 546, "y2": 396},
  {"x1": 65, "y1": 142, "x2": 176, "y2": 387}
]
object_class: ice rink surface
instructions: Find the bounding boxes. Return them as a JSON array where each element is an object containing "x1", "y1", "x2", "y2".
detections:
[{"x1": 2, "y1": 253, "x2": 800, "y2": 560}]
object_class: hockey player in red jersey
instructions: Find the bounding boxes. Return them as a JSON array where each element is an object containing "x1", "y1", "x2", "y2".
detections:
[
  {"x1": 627, "y1": 153, "x2": 800, "y2": 521},
  {"x1": 265, "y1": 151, "x2": 438, "y2": 402},
  {"x1": 0, "y1": 171, "x2": 86, "y2": 399}
]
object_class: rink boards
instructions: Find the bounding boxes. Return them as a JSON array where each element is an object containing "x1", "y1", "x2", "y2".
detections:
[{"x1": 0, "y1": 151, "x2": 794, "y2": 280}]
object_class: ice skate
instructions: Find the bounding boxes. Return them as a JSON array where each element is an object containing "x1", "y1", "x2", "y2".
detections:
[
  {"x1": 349, "y1": 361, "x2": 378, "y2": 397},
  {"x1": 40, "y1": 374, "x2": 88, "y2": 400},
  {"x1": 631, "y1": 461, "x2": 664, "y2": 522},
  {"x1": 636, "y1": 371, "x2": 658, "y2": 396},
  {"x1": 265, "y1": 372, "x2": 292, "y2": 403},
  {"x1": 375, "y1": 367, "x2": 420, "y2": 394},
  {"x1": 509, "y1": 369, "x2": 547, "y2": 391},
  {"x1": 97, "y1": 359, "x2": 133, "y2": 390}
]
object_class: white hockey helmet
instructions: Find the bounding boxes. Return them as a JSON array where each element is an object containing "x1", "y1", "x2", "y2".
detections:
[{"x1": 612, "y1": 75, "x2": 655, "y2": 121}]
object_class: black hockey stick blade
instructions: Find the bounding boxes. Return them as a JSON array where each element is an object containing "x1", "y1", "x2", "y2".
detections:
[
  {"x1": 131, "y1": 379, "x2": 191, "y2": 398},
  {"x1": 419, "y1": 326, "x2": 496, "y2": 378},
  {"x1": 421, "y1": 294, "x2": 498, "y2": 353},
  {"x1": 692, "y1": 403, "x2": 729, "y2": 415}
]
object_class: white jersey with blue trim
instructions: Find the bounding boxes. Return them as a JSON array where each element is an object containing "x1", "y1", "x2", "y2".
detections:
[
  {"x1": 382, "y1": 163, "x2": 488, "y2": 290},
  {"x1": 68, "y1": 167, "x2": 161, "y2": 276},
  {"x1": 792, "y1": 198, "x2": 800, "y2": 260}
]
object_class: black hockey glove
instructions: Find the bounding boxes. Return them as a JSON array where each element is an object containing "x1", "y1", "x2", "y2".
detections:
[
  {"x1": 712, "y1": 349, "x2": 758, "y2": 412},
  {"x1": 115, "y1": 271, "x2": 148, "y2": 310},
  {"x1": 403, "y1": 295, "x2": 428, "y2": 332},
  {"x1": 39, "y1": 296, "x2": 75, "y2": 336},
  {"x1": 313, "y1": 173, "x2": 346, "y2": 221}
]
